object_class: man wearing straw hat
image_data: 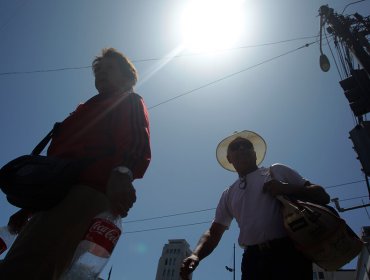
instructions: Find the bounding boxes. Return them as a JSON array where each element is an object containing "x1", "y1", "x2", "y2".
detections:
[{"x1": 180, "y1": 130, "x2": 330, "y2": 280}]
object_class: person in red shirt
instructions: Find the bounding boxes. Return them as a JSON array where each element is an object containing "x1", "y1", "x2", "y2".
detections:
[{"x1": 0, "y1": 48, "x2": 151, "y2": 279}]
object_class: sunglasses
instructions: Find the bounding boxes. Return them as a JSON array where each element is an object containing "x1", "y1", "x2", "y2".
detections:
[{"x1": 229, "y1": 141, "x2": 253, "y2": 151}]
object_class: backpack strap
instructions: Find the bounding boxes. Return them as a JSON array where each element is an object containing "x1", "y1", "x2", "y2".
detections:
[{"x1": 31, "y1": 122, "x2": 60, "y2": 155}]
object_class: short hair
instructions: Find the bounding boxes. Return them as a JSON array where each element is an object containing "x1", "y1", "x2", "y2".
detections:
[{"x1": 92, "y1": 48, "x2": 138, "y2": 87}]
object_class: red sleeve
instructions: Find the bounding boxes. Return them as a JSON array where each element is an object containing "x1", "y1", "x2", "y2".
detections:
[{"x1": 117, "y1": 94, "x2": 151, "y2": 179}]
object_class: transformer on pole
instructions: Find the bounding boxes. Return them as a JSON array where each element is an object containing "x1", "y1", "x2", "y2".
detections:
[{"x1": 319, "y1": 5, "x2": 370, "y2": 202}]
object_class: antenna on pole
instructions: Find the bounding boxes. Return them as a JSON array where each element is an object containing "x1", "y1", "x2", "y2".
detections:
[
  {"x1": 225, "y1": 243, "x2": 236, "y2": 280},
  {"x1": 233, "y1": 243, "x2": 235, "y2": 280}
]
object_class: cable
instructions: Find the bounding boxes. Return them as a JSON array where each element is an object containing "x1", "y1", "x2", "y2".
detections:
[
  {"x1": 341, "y1": 0, "x2": 367, "y2": 14},
  {"x1": 0, "y1": 35, "x2": 318, "y2": 76},
  {"x1": 123, "y1": 221, "x2": 211, "y2": 234},
  {"x1": 123, "y1": 195, "x2": 368, "y2": 234},
  {"x1": 125, "y1": 208, "x2": 215, "y2": 223},
  {"x1": 122, "y1": 179, "x2": 366, "y2": 226},
  {"x1": 114, "y1": 179, "x2": 368, "y2": 235},
  {"x1": 325, "y1": 179, "x2": 365, "y2": 189},
  {"x1": 325, "y1": 31, "x2": 344, "y2": 79},
  {"x1": 148, "y1": 41, "x2": 316, "y2": 110},
  {"x1": 338, "y1": 195, "x2": 369, "y2": 202},
  {"x1": 122, "y1": 194, "x2": 368, "y2": 234},
  {"x1": 0, "y1": 66, "x2": 92, "y2": 76},
  {"x1": 0, "y1": 0, "x2": 30, "y2": 35}
]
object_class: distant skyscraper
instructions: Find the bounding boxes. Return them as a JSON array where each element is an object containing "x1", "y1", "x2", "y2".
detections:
[{"x1": 155, "y1": 239, "x2": 192, "y2": 280}]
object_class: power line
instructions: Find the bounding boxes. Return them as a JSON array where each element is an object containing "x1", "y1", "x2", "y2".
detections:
[
  {"x1": 123, "y1": 194, "x2": 369, "y2": 234},
  {"x1": 0, "y1": 35, "x2": 318, "y2": 76},
  {"x1": 123, "y1": 221, "x2": 211, "y2": 234},
  {"x1": 116, "y1": 179, "x2": 369, "y2": 235},
  {"x1": 0, "y1": 0, "x2": 30, "y2": 35},
  {"x1": 341, "y1": 0, "x2": 367, "y2": 14},
  {"x1": 0, "y1": 39, "x2": 319, "y2": 112},
  {"x1": 123, "y1": 179, "x2": 366, "y2": 225},
  {"x1": 0, "y1": 66, "x2": 91, "y2": 76},
  {"x1": 125, "y1": 208, "x2": 215, "y2": 223},
  {"x1": 325, "y1": 179, "x2": 365, "y2": 189},
  {"x1": 148, "y1": 41, "x2": 317, "y2": 110},
  {"x1": 134, "y1": 35, "x2": 319, "y2": 62},
  {"x1": 339, "y1": 195, "x2": 369, "y2": 202},
  {"x1": 122, "y1": 195, "x2": 369, "y2": 234}
]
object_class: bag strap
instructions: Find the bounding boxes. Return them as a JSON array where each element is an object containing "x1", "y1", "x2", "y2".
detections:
[
  {"x1": 31, "y1": 122, "x2": 61, "y2": 155},
  {"x1": 269, "y1": 166, "x2": 285, "y2": 202}
]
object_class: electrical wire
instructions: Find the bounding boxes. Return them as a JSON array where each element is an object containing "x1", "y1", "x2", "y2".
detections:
[
  {"x1": 122, "y1": 179, "x2": 366, "y2": 226},
  {"x1": 325, "y1": 179, "x2": 365, "y2": 189},
  {"x1": 338, "y1": 195, "x2": 369, "y2": 202},
  {"x1": 325, "y1": 31, "x2": 344, "y2": 79},
  {"x1": 0, "y1": 0, "x2": 30, "y2": 35},
  {"x1": 0, "y1": 35, "x2": 319, "y2": 76},
  {"x1": 123, "y1": 193, "x2": 369, "y2": 234},
  {"x1": 341, "y1": 0, "x2": 367, "y2": 14},
  {"x1": 125, "y1": 208, "x2": 215, "y2": 223},
  {"x1": 148, "y1": 41, "x2": 316, "y2": 110},
  {"x1": 0, "y1": 66, "x2": 91, "y2": 76},
  {"x1": 123, "y1": 221, "x2": 211, "y2": 234}
]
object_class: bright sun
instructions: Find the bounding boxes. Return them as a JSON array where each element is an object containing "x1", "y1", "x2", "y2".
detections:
[{"x1": 181, "y1": 0, "x2": 246, "y2": 52}]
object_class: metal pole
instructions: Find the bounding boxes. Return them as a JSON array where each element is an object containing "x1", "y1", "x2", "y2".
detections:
[{"x1": 233, "y1": 243, "x2": 235, "y2": 280}]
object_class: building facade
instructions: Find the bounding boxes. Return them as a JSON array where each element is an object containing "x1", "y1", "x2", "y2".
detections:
[{"x1": 155, "y1": 239, "x2": 192, "y2": 280}]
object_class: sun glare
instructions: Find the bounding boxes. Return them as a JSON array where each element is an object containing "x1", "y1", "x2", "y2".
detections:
[{"x1": 181, "y1": 0, "x2": 246, "y2": 52}]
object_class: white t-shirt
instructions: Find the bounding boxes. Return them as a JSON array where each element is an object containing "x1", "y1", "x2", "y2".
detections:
[{"x1": 214, "y1": 163, "x2": 308, "y2": 247}]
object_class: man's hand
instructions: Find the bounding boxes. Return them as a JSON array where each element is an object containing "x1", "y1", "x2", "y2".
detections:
[
  {"x1": 263, "y1": 179, "x2": 289, "y2": 197},
  {"x1": 180, "y1": 254, "x2": 199, "y2": 280},
  {"x1": 106, "y1": 171, "x2": 136, "y2": 217}
]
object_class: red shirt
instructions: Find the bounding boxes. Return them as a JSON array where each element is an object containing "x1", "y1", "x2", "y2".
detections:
[{"x1": 47, "y1": 91, "x2": 151, "y2": 193}]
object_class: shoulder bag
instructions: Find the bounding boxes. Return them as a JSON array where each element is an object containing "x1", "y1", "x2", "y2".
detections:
[
  {"x1": 270, "y1": 166, "x2": 364, "y2": 271},
  {"x1": 0, "y1": 123, "x2": 86, "y2": 211}
]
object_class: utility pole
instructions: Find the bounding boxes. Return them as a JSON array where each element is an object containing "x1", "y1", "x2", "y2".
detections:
[
  {"x1": 225, "y1": 243, "x2": 235, "y2": 280},
  {"x1": 319, "y1": 5, "x2": 370, "y2": 74},
  {"x1": 318, "y1": 5, "x2": 370, "y2": 207},
  {"x1": 233, "y1": 243, "x2": 235, "y2": 280}
]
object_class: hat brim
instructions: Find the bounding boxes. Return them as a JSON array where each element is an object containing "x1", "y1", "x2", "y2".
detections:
[{"x1": 216, "y1": 130, "x2": 267, "y2": 172}]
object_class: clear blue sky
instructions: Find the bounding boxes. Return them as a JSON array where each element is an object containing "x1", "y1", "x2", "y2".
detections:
[{"x1": 1, "y1": 0, "x2": 369, "y2": 279}]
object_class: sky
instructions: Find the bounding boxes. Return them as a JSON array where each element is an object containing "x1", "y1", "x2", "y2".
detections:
[{"x1": 0, "y1": 0, "x2": 370, "y2": 279}]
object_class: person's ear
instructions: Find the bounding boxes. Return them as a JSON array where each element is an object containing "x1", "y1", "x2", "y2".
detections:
[{"x1": 252, "y1": 150, "x2": 257, "y2": 161}]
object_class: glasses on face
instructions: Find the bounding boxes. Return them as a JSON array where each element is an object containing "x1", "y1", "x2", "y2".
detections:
[{"x1": 229, "y1": 141, "x2": 253, "y2": 152}]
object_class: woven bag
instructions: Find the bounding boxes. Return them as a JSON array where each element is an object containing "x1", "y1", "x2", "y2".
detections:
[{"x1": 277, "y1": 195, "x2": 363, "y2": 270}]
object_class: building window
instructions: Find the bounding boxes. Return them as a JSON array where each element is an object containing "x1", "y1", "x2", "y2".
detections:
[{"x1": 318, "y1": 271, "x2": 325, "y2": 279}]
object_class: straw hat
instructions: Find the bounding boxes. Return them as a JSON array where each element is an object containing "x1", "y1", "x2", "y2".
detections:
[{"x1": 216, "y1": 130, "x2": 267, "y2": 172}]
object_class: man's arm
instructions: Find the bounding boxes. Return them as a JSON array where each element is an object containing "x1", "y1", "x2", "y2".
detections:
[
  {"x1": 107, "y1": 94, "x2": 151, "y2": 217},
  {"x1": 118, "y1": 94, "x2": 151, "y2": 179},
  {"x1": 180, "y1": 222, "x2": 227, "y2": 279},
  {"x1": 263, "y1": 180, "x2": 330, "y2": 205}
]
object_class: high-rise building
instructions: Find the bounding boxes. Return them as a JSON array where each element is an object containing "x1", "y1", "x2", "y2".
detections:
[{"x1": 155, "y1": 239, "x2": 192, "y2": 280}]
